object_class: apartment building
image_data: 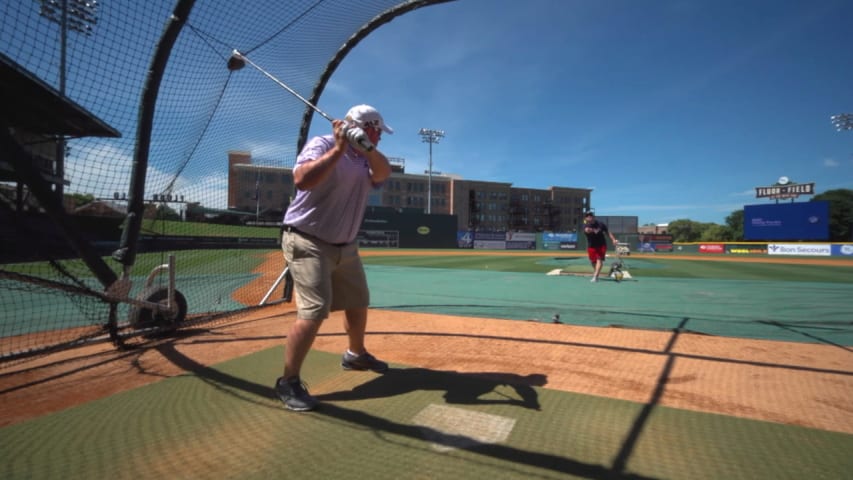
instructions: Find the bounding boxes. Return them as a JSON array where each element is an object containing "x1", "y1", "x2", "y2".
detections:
[{"x1": 227, "y1": 151, "x2": 593, "y2": 232}]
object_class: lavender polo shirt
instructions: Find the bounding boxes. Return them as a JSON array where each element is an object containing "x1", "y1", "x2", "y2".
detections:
[{"x1": 282, "y1": 135, "x2": 377, "y2": 245}]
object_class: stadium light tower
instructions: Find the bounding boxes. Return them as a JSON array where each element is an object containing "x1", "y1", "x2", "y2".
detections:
[
  {"x1": 38, "y1": 0, "x2": 100, "y2": 198},
  {"x1": 418, "y1": 128, "x2": 444, "y2": 214},
  {"x1": 831, "y1": 113, "x2": 853, "y2": 131}
]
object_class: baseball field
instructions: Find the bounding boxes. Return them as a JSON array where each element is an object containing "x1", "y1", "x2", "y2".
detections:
[{"x1": 1, "y1": 249, "x2": 851, "y2": 479}]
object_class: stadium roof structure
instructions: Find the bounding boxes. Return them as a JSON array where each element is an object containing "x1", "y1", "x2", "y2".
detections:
[{"x1": 0, "y1": 51, "x2": 120, "y2": 138}]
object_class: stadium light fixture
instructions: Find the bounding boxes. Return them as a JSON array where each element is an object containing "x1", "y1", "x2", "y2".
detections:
[
  {"x1": 418, "y1": 128, "x2": 444, "y2": 214},
  {"x1": 39, "y1": 0, "x2": 99, "y2": 36},
  {"x1": 830, "y1": 113, "x2": 853, "y2": 131}
]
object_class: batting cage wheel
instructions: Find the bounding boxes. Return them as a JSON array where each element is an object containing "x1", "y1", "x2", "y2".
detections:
[{"x1": 128, "y1": 285, "x2": 188, "y2": 335}]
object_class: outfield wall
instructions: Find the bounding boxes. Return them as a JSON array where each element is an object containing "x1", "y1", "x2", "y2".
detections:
[
  {"x1": 675, "y1": 242, "x2": 853, "y2": 258},
  {"x1": 360, "y1": 207, "x2": 457, "y2": 248},
  {"x1": 7, "y1": 210, "x2": 848, "y2": 258}
]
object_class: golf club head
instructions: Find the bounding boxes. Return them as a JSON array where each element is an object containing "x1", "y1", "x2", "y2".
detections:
[{"x1": 227, "y1": 50, "x2": 246, "y2": 71}]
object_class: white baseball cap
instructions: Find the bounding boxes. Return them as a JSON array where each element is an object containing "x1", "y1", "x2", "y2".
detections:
[{"x1": 345, "y1": 104, "x2": 394, "y2": 134}]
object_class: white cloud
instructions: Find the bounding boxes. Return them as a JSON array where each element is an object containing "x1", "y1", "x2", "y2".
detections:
[
  {"x1": 65, "y1": 140, "x2": 133, "y2": 199},
  {"x1": 65, "y1": 138, "x2": 231, "y2": 209}
]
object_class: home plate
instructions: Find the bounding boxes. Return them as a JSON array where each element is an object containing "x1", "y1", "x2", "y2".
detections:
[
  {"x1": 412, "y1": 404, "x2": 516, "y2": 452},
  {"x1": 546, "y1": 268, "x2": 585, "y2": 276}
]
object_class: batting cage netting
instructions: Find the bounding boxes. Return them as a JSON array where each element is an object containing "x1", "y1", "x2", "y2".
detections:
[{"x1": 0, "y1": 0, "x2": 452, "y2": 361}]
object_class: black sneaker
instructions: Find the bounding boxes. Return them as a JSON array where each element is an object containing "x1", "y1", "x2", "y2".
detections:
[
  {"x1": 341, "y1": 351, "x2": 388, "y2": 373},
  {"x1": 274, "y1": 376, "x2": 318, "y2": 411}
]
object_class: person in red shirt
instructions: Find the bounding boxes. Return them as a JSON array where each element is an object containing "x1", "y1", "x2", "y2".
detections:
[{"x1": 582, "y1": 211, "x2": 619, "y2": 283}]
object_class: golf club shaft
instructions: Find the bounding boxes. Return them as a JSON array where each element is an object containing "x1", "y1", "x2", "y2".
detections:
[{"x1": 232, "y1": 50, "x2": 334, "y2": 123}]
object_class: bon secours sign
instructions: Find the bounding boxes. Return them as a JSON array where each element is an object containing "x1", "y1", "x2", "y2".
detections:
[{"x1": 768, "y1": 243, "x2": 831, "y2": 256}]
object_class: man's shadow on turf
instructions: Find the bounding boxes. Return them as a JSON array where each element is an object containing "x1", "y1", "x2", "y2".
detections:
[{"x1": 317, "y1": 368, "x2": 547, "y2": 410}]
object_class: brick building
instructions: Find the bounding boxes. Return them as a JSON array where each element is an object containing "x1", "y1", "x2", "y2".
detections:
[{"x1": 227, "y1": 151, "x2": 592, "y2": 232}]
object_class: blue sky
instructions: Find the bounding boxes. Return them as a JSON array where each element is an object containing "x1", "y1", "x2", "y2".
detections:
[
  {"x1": 2, "y1": 0, "x2": 850, "y2": 226},
  {"x1": 306, "y1": 0, "x2": 853, "y2": 226}
]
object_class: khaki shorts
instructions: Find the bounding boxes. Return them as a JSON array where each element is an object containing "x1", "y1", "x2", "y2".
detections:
[{"x1": 282, "y1": 231, "x2": 369, "y2": 321}]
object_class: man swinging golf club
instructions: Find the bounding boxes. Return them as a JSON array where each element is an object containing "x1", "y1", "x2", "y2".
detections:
[{"x1": 275, "y1": 105, "x2": 394, "y2": 411}]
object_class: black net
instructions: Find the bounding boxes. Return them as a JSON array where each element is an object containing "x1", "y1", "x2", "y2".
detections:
[{"x1": 1, "y1": 0, "x2": 449, "y2": 360}]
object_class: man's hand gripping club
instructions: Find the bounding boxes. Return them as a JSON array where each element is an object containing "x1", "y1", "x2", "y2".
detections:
[{"x1": 345, "y1": 125, "x2": 375, "y2": 153}]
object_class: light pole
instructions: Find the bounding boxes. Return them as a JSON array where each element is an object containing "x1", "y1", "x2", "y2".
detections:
[
  {"x1": 254, "y1": 168, "x2": 260, "y2": 222},
  {"x1": 418, "y1": 128, "x2": 444, "y2": 214},
  {"x1": 38, "y1": 0, "x2": 99, "y2": 199},
  {"x1": 831, "y1": 113, "x2": 853, "y2": 131}
]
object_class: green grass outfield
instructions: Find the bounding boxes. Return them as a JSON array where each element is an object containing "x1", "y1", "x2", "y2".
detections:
[
  {"x1": 1, "y1": 249, "x2": 269, "y2": 279},
  {"x1": 2, "y1": 249, "x2": 851, "y2": 342},
  {"x1": 360, "y1": 250, "x2": 853, "y2": 283},
  {"x1": 140, "y1": 219, "x2": 280, "y2": 238},
  {"x1": 360, "y1": 251, "x2": 853, "y2": 345},
  {"x1": 6, "y1": 248, "x2": 851, "y2": 283},
  {"x1": 0, "y1": 250, "x2": 272, "y2": 338}
]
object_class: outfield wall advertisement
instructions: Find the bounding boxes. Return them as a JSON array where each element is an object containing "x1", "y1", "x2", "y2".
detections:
[
  {"x1": 542, "y1": 232, "x2": 578, "y2": 250},
  {"x1": 768, "y1": 244, "x2": 831, "y2": 256},
  {"x1": 726, "y1": 244, "x2": 768, "y2": 255},
  {"x1": 468, "y1": 232, "x2": 536, "y2": 250},
  {"x1": 472, "y1": 232, "x2": 506, "y2": 250},
  {"x1": 637, "y1": 234, "x2": 674, "y2": 253},
  {"x1": 743, "y1": 201, "x2": 830, "y2": 241},
  {"x1": 691, "y1": 242, "x2": 851, "y2": 257},
  {"x1": 637, "y1": 242, "x2": 673, "y2": 252},
  {"x1": 505, "y1": 232, "x2": 536, "y2": 250},
  {"x1": 361, "y1": 207, "x2": 457, "y2": 248}
]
